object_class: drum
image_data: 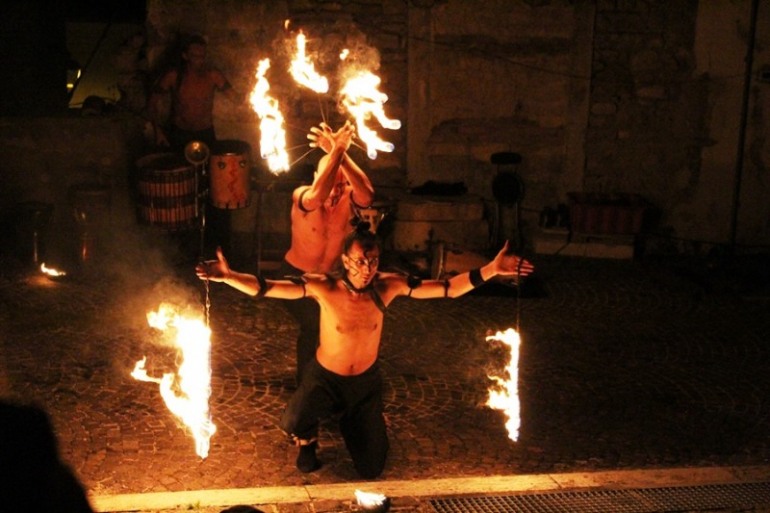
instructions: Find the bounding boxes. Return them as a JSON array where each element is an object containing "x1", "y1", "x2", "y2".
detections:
[
  {"x1": 69, "y1": 183, "x2": 111, "y2": 263},
  {"x1": 70, "y1": 183, "x2": 111, "y2": 227},
  {"x1": 135, "y1": 153, "x2": 198, "y2": 230},
  {"x1": 209, "y1": 140, "x2": 252, "y2": 209}
]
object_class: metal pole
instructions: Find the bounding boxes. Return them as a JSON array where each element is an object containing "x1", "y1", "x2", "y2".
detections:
[{"x1": 728, "y1": 0, "x2": 760, "y2": 256}]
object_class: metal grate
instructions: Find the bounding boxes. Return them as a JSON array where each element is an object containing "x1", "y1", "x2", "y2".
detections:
[{"x1": 429, "y1": 482, "x2": 770, "y2": 513}]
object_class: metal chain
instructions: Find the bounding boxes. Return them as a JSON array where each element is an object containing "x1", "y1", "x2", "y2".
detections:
[{"x1": 204, "y1": 278, "x2": 211, "y2": 328}]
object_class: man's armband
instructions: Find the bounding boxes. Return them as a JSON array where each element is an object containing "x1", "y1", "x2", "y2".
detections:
[
  {"x1": 407, "y1": 275, "x2": 422, "y2": 297},
  {"x1": 288, "y1": 275, "x2": 307, "y2": 298},
  {"x1": 350, "y1": 191, "x2": 372, "y2": 210},
  {"x1": 256, "y1": 273, "x2": 268, "y2": 298},
  {"x1": 469, "y1": 268, "x2": 486, "y2": 288},
  {"x1": 297, "y1": 189, "x2": 313, "y2": 213}
]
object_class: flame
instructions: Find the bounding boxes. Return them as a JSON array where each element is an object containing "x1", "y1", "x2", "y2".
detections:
[
  {"x1": 40, "y1": 263, "x2": 67, "y2": 277},
  {"x1": 131, "y1": 304, "x2": 216, "y2": 458},
  {"x1": 289, "y1": 31, "x2": 329, "y2": 93},
  {"x1": 339, "y1": 48, "x2": 349, "y2": 61},
  {"x1": 249, "y1": 58, "x2": 290, "y2": 173},
  {"x1": 486, "y1": 327, "x2": 521, "y2": 441},
  {"x1": 339, "y1": 71, "x2": 401, "y2": 159}
]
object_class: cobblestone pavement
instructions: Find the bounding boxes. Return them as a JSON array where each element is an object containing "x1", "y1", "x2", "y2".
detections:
[{"x1": 2, "y1": 245, "x2": 770, "y2": 512}]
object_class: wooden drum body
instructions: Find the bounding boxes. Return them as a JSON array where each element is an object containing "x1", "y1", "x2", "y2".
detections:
[
  {"x1": 209, "y1": 140, "x2": 251, "y2": 209},
  {"x1": 135, "y1": 153, "x2": 198, "y2": 230}
]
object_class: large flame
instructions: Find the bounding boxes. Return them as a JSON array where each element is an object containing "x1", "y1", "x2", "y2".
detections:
[
  {"x1": 486, "y1": 327, "x2": 521, "y2": 441},
  {"x1": 249, "y1": 58, "x2": 290, "y2": 173},
  {"x1": 339, "y1": 70, "x2": 401, "y2": 160},
  {"x1": 131, "y1": 304, "x2": 217, "y2": 458},
  {"x1": 289, "y1": 31, "x2": 329, "y2": 93}
]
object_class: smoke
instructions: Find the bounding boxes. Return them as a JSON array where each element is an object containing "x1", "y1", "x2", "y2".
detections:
[{"x1": 95, "y1": 223, "x2": 204, "y2": 338}]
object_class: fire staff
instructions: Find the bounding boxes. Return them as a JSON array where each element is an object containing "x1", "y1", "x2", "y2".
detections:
[{"x1": 196, "y1": 226, "x2": 534, "y2": 479}]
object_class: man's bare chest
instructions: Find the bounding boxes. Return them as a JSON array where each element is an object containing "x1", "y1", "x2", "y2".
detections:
[
  {"x1": 179, "y1": 73, "x2": 216, "y2": 97},
  {"x1": 325, "y1": 292, "x2": 382, "y2": 334}
]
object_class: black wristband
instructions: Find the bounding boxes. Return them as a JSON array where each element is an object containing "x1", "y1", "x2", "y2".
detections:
[
  {"x1": 256, "y1": 273, "x2": 268, "y2": 298},
  {"x1": 469, "y1": 268, "x2": 486, "y2": 288}
]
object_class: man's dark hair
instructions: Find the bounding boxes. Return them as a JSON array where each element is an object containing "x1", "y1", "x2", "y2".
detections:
[
  {"x1": 343, "y1": 222, "x2": 379, "y2": 254},
  {"x1": 183, "y1": 34, "x2": 207, "y2": 51}
]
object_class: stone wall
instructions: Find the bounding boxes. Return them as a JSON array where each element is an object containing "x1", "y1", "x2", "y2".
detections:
[
  {"x1": 1, "y1": 0, "x2": 768, "y2": 263},
  {"x1": 0, "y1": 114, "x2": 146, "y2": 265},
  {"x1": 406, "y1": 0, "x2": 594, "y2": 246},
  {"x1": 585, "y1": 0, "x2": 770, "y2": 251}
]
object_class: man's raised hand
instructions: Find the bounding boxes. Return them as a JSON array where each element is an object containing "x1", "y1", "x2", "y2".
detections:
[
  {"x1": 493, "y1": 241, "x2": 534, "y2": 278},
  {"x1": 195, "y1": 247, "x2": 231, "y2": 282}
]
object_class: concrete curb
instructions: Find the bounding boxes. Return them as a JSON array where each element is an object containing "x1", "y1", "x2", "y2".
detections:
[{"x1": 90, "y1": 465, "x2": 770, "y2": 512}]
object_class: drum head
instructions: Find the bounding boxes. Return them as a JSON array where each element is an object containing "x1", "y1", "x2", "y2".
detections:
[{"x1": 136, "y1": 153, "x2": 190, "y2": 173}]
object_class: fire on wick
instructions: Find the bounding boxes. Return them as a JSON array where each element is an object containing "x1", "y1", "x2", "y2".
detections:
[
  {"x1": 131, "y1": 304, "x2": 216, "y2": 458},
  {"x1": 486, "y1": 327, "x2": 521, "y2": 441}
]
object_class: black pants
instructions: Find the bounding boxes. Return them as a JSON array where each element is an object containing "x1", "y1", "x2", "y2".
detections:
[
  {"x1": 279, "y1": 358, "x2": 389, "y2": 479},
  {"x1": 278, "y1": 259, "x2": 319, "y2": 383}
]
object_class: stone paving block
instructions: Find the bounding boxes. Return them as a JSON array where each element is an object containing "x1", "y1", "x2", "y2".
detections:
[{"x1": 2, "y1": 252, "x2": 770, "y2": 513}]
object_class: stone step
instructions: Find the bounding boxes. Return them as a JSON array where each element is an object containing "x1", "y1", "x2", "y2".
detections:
[
  {"x1": 391, "y1": 194, "x2": 489, "y2": 252},
  {"x1": 534, "y1": 228, "x2": 635, "y2": 259},
  {"x1": 395, "y1": 194, "x2": 485, "y2": 221},
  {"x1": 392, "y1": 219, "x2": 489, "y2": 252}
]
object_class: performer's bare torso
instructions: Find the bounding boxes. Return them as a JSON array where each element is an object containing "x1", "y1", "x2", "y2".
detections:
[
  {"x1": 284, "y1": 183, "x2": 354, "y2": 274},
  {"x1": 310, "y1": 278, "x2": 386, "y2": 376},
  {"x1": 171, "y1": 68, "x2": 220, "y2": 131}
]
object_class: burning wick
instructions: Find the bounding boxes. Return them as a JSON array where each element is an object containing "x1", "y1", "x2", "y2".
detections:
[
  {"x1": 40, "y1": 263, "x2": 67, "y2": 278},
  {"x1": 289, "y1": 31, "x2": 329, "y2": 93},
  {"x1": 131, "y1": 304, "x2": 217, "y2": 458},
  {"x1": 250, "y1": 58, "x2": 290, "y2": 173},
  {"x1": 486, "y1": 327, "x2": 521, "y2": 441},
  {"x1": 355, "y1": 490, "x2": 391, "y2": 512},
  {"x1": 340, "y1": 71, "x2": 401, "y2": 160}
]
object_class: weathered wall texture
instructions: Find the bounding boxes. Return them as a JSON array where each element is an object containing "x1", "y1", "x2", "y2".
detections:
[
  {"x1": 142, "y1": 0, "x2": 768, "y2": 251},
  {"x1": 407, "y1": 1, "x2": 592, "y2": 203},
  {"x1": 693, "y1": 0, "x2": 770, "y2": 249},
  {"x1": 585, "y1": 0, "x2": 769, "y2": 251},
  {"x1": 1, "y1": 0, "x2": 767, "y2": 259}
]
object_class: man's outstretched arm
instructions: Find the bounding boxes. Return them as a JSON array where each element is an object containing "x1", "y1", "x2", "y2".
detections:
[
  {"x1": 196, "y1": 247, "x2": 306, "y2": 299},
  {"x1": 402, "y1": 241, "x2": 534, "y2": 300}
]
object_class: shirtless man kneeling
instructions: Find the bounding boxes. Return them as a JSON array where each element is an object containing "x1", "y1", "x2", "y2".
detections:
[{"x1": 196, "y1": 227, "x2": 534, "y2": 478}]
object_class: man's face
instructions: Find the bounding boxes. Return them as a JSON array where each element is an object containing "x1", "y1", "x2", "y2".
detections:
[
  {"x1": 184, "y1": 43, "x2": 207, "y2": 70},
  {"x1": 343, "y1": 241, "x2": 380, "y2": 287}
]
